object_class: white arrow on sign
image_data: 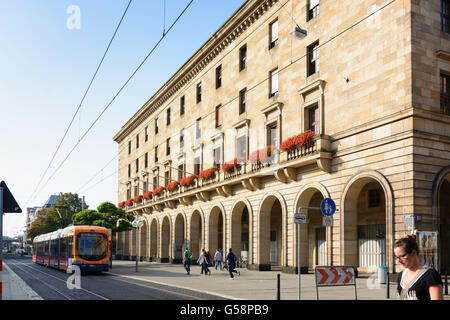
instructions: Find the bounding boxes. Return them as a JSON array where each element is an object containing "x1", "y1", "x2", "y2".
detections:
[{"x1": 294, "y1": 213, "x2": 307, "y2": 224}]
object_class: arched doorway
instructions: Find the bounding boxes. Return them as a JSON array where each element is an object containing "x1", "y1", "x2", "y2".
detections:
[
  {"x1": 140, "y1": 219, "x2": 148, "y2": 261},
  {"x1": 209, "y1": 206, "x2": 225, "y2": 255},
  {"x1": 174, "y1": 213, "x2": 186, "y2": 263},
  {"x1": 259, "y1": 193, "x2": 286, "y2": 271},
  {"x1": 161, "y1": 216, "x2": 171, "y2": 263},
  {"x1": 150, "y1": 218, "x2": 158, "y2": 262},
  {"x1": 294, "y1": 186, "x2": 327, "y2": 273},
  {"x1": 231, "y1": 201, "x2": 251, "y2": 266},
  {"x1": 342, "y1": 172, "x2": 392, "y2": 273},
  {"x1": 190, "y1": 210, "x2": 203, "y2": 260}
]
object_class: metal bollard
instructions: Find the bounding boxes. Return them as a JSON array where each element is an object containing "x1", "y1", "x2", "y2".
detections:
[
  {"x1": 277, "y1": 274, "x2": 280, "y2": 300},
  {"x1": 386, "y1": 268, "x2": 390, "y2": 299}
]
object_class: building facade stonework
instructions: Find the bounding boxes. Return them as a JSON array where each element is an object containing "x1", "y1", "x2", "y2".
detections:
[{"x1": 113, "y1": 0, "x2": 450, "y2": 274}]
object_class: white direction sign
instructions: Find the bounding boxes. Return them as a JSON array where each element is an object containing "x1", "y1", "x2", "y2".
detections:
[
  {"x1": 294, "y1": 213, "x2": 307, "y2": 224},
  {"x1": 323, "y1": 216, "x2": 333, "y2": 227}
]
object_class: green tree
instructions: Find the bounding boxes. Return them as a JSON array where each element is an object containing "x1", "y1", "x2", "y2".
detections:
[{"x1": 28, "y1": 192, "x2": 85, "y2": 240}]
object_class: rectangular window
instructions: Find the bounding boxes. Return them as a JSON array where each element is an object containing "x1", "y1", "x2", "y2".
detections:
[
  {"x1": 194, "y1": 157, "x2": 201, "y2": 176},
  {"x1": 236, "y1": 135, "x2": 247, "y2": 160},
  {"x1": 127, "y1": 187, "x2": 131, "y2": 199},
  {"x1": 214, "y1": 146, "x2": 222, "y2": 169},
  {"x1": 153, "y1": 176, "x2": 158, "y2": 189},
  {"x1": 145, "y1": 127, "x2": 148, "y2": 142},
  {"x1": 239, "y1": 44, "x2": 247, "y2": 71},
  {"x1": 155, "y1": 118, "x2": 159, "y2": 134},
  {"x1": 128, "y1": 141, "x2": 131, "y2": 154},
  {"x1": 307, "y1": 41, "x2": 319, "y2": 76},
  {"x1": 269, "y1": 68, "x2": 279, "y2": 97},
  {"x1": 134, "y1": 184, "x2": 138, "y2": 197},
  {"x1": 196, "y1": 82, "x2": 202, "y2": 103},
  {"x1": 307, "y1": 105, "x2": 320, "y2": 134},
  {"x1": 368, "y1": 189, "x2": 381, "y2": 208},
  {"x1": 196, "y1": 118, "x2": 202, "y2": 140},
  {"x1": 165, "y1": 171, "x2": 170, "y2": 187},
  {"x1": 442, "y1": 0, "x2": 450, "y2": 33},
  {"x1": 136, "y1": 134, "x2": 139, "y2": 149},
  {"x1": 155, "y1": 146, "x2": 158, "y2": 163},
  {"x1": 136, "y1": 158, "x2": 139, "y2": 173},
  {"x1": 128, "y1": 164, "x2": 131, "y2": 177},
  {"x1": 167, "y1": 108, "x2": 171, "y2": 125},
  {"x1": 307, "y1": 0, "x2": 319, "y2": 21},
  {"x1": 441, "y1": 73, "x2": 450, "y2": 115},
  {"x1": 267, "y1": 123, "x2": 278, "y2": 148},
  {"x1": 143, "y1": 181, "x2": 148, "y2": 193},
  {"x1": 215, "y1": 105, "x2": 222, "y2": 127},
  {"x1": 239, "y1": 88, "x2": 246, "y2": 115},
  {"x1": 166, "y1": 138, "x2": 170, "y2": 156},
  {"x1": 180, "y1": 96, "x2": 185, "y2": 116},
  {"x1": 180, "y1": 129, "x2": 184, "y2": 149},
  {"x1": 216, "y1": 65, "x2": 222, "y2": 89},
  {"x1": 145, "y1": 152, "x2": 148, "y2": 168},
  {"x1": 269, "y1": 19, "x2": 278, "y2": 49},
  {"x1": 178, "y1": 164, "x2": 185, "y2": 181}
]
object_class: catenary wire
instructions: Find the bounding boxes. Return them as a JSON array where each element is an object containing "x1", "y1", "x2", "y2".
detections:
[
  {"x1": 26, "y1": 0, "x2": 133, "y2": 207},
  {"x1": 29, "y1": 0, "x2": 195, "y2": 204}
]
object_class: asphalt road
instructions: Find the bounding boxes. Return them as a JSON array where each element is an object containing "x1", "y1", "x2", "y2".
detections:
[{"x1": 3, "y1": 254, "x2": 225, "y2": 300}]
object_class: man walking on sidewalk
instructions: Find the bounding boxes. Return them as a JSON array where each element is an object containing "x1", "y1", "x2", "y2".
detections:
[
  {"x1": 214, "y1": 249, "x2": 223, "y2": 271},
  {"x1": 183, "y1": 247, "x2": 192, "y2": 275},
  {"x1": 226, "y1": 248, "x2": 240, "y2": 280}
]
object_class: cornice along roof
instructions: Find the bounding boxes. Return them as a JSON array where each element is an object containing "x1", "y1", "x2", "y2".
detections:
[{"x1": 113, "y1": 0, "x2": 277, "y2": 143}]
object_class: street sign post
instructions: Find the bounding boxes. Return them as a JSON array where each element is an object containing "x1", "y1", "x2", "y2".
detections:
[{"x1": 0, "y1": 181, "x2": 22, "y2": 300}]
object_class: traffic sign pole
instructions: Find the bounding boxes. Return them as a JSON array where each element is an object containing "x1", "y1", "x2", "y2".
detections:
[{"x1": 1, "y1": 186, "x2": 3, "y2": 300}]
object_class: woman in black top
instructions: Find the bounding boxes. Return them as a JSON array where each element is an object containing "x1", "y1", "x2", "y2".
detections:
[{"x1": 394, "y1": 235, "x2": 443, "y2": 300}]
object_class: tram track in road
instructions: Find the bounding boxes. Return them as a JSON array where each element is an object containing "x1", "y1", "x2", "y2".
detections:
[{"x1": 6, "y1": 257, "x2": 109, "y2": 300}]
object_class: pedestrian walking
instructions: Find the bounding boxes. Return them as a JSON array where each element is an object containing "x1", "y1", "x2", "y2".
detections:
[
  {"x1": 197, "y1": 249, "x2": 211, "y2": 275},
  {"x1": 226, "y1": 248, "x2": 240, "y2": 280},
  {"x1": 183, "y1": 247, "x2": 192, "y2": 275},
  {"x1": 214, "y1": 249, "x2": 223, "y2": 271},
  {"x1": 394, "y1": 235, "x2": 443, "y2": 300}
]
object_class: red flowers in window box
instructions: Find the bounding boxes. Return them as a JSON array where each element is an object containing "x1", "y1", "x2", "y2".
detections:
[
  {"x1": 125, "y1": 199, "x2": 133, "y2": 206},
  {"x1": 222, "y1": 157, "x2": 243, "y2": 173},
  {"x1": 118, "y1": 201, "x2": 125, "y2": 208},
  {"x1": 180, "y1": 175, "x2": 197, "y2": 187},
  {"x1": 152, "y1": 187, "x2": 165, "y2": 196},
  {"x1": 280, "y1": 130, "x2": 315, "y2": 153},
  {"x1": 143, "y1": 192, "x2": 152, "y2": 199},
  {"x1": 249, "y1": 146, "x2": 273, "y2": 164},
  {"x1": 133, "y1": 195, "x2": 142, "y2": 203},
  {"x1": 199, "y1": 167, "x2": 219, "y2": 180},
  {"x1": 166, "y1": 181, "x2": 179, "y2": 191}
]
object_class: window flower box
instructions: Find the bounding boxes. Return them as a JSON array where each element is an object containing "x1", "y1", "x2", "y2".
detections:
[
  {"x1": 133, "y1": 195, "x2": 142, "y2": 203},
  {"x1": 166, "y1": 181, "x2": 179, "y2": 192},
  {"x1": 180, "y1": 175, "x2": 197, "y2": 188},
  {"x1": 143, "y1": 192, "x2": 152, "y2": 200},
  {"x1": 199, "y1": 167, "x2": 219, "y2": 181},
  {"x1": 118, "y1": 201, "x2": 125, "y2": 208},
  {"x1": 152, "y1": 187, "x2": 165, "y2": 196},
  {"x1": 125, "y1": 199, "x2": 133, "y2": 206},
  {"x1": 280, "y1": 130, "x2": 315, "y2": 153}
]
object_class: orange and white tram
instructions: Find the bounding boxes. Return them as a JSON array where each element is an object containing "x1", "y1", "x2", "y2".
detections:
[{"x1": 32, "y1": 225, "x2": 109, "y2": 273}]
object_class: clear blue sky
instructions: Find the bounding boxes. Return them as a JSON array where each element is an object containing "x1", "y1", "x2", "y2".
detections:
[{"x1": 0, "y1": 0, "x2": 245, "y2": 237}]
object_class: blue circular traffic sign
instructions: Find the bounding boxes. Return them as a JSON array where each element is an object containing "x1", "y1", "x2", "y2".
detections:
[{"x1": 321, "y1": 198, "x2": 336, "y2": 216}]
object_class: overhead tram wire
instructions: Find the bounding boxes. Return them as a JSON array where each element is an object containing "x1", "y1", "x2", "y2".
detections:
[
  {"x1": 30, "y1": 0, "x2": 196, "y2": 204},
  {"x1": 25, "y1": 0, "x2": 133, "y2": 207},
  {"x1": 74, "y1": 0, "x2": 398, "y2": 196}
]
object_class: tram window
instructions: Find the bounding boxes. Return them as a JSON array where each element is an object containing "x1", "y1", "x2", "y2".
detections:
[
  {"x1": 61, "y1": 238, "x2": 67, "y2": 258},
  {"x1": 67, "y1": 236, "x2": 74, "y2": 258}
]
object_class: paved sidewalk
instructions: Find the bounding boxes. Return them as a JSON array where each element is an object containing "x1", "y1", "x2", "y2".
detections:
[
  {"x1": 1, "y1": 261, "x2": 42, "y2": 300},
  {"x1": 108, "y1": 260, "x2": 406, "y2": 300}
]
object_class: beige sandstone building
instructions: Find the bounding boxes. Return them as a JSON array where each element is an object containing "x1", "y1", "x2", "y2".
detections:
[{"x1": 113, "y1": 0, "x2": 450, "y2": 274}]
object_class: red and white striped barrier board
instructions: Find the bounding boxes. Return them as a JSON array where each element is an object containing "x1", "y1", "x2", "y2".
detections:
[
  {"x1": 315, "y1": 266, "x2": 355, "y2": 286},
  {"x1": 314, "y1": 266, "x2": 357, "y2": 300}
]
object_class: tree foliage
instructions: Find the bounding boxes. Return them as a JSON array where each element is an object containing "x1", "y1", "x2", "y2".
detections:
[{"x1": 28, "y1": 192, "x2": 85, "y2": 240}]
